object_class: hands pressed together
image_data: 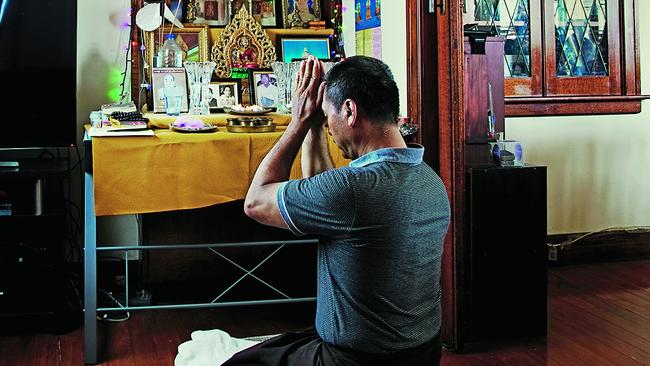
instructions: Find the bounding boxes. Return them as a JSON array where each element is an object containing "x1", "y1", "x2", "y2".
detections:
[{"x1": 291, "y1": 56, "x2": 326, "y2": 130}]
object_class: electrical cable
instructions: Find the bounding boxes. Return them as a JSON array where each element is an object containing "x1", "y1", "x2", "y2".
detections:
[
  {"x1": 97, "y1": 288, "x2": 131, "y2": 322},
  {"x1": 119, "y1": 14, "x2": 135, "y2": 104},
  {"x1": 547, "y1": 226, "x2": 650, "y2": 249}
]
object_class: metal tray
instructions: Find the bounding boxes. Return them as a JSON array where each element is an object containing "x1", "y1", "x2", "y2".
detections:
[{"x1": 226, "y1": 117, "x2": 276, "y2": 133}]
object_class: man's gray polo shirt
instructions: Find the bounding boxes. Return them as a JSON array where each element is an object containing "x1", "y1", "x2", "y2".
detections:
[{"x1": 277, "y1": 144, "x2": 450, "y2": 353}]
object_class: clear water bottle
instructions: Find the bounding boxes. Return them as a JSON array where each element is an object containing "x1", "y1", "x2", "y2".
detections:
[{"x1": 157, "y1": 34, "x2": 183, "y2": 67}]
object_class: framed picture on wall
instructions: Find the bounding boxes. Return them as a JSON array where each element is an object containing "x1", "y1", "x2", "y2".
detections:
[
  {"x1": 231, "y1": 0, "x2": 253, "y2": 18},
  {"x1": 251, "y1": 0, "x2": 282, "y2": 27},
  {"x1": 281, "y1": 0, "x2": 321, "y2": 28},
  {"x1": 248, "y1": 69, "x2": 279, "y2": 107},
  {"x1": 151, "y1": 68, "x2": 189, "y2": 113},
  {"x1": 189, "y1": 0, "x2": 230, "y2": 26},
  {"x1": 276, "y1": 35, "x2": 331, "y2": 63},
  {"x1": 208, "y1": 79, "x2": 242, "y2": 110},
  {"x1": 145, "y1": 25, "x2": 209, "y2": 78}
]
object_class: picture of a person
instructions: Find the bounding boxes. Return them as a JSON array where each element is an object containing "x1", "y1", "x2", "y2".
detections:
[
  {"x1": 206, "y1": 86, "x2": 219, "y2": 107},
  {"x1": 157, "y1": 73, "x2": 185, "y2": 110},
  {"x1": 232, "y1": 0, "x2": 249, "y2": 13},
  {"x1": 259, "y1": 0, "x2": 275, "y2": 25},
  {"x1": 290, "y1": 0, "x2": 316, "y2": 23},
  {"x1": 256, "y1": 73, "x2": 278, "y2": 107},
  {"x1": 218, "y1": 85, "x2": 236, "y2": 106},
  {"x1": 232, "y1": 36, "x2": 258, "y2": 68}
]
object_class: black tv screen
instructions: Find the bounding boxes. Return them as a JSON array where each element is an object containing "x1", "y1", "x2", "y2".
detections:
[{"x1": 0, "y1": 0, "x2": 77, "y2": 148}]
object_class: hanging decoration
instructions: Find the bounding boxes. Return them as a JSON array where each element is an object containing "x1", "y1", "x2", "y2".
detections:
[
  {"x1": 109, "y1": 8, "x2": 136, "y2": 102},
  {"x1": 331, "y1": 0, "x2": 345, "y2": 60}
]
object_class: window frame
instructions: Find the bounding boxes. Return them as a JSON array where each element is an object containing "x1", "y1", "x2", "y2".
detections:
[
  {"x1": 465, "y1": 0, "x2": 646, "y2": 116},
  {"x1": 504, "y1": 0, "x2": 543, "y2": 97},
  {"x1": 543, "y1": 0, "x2": 621, "y2": 96}
]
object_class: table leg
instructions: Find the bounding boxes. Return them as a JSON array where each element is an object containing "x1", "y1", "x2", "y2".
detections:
[{"x1": 84, "y1": 172, "x2": 98, "y2": 364}]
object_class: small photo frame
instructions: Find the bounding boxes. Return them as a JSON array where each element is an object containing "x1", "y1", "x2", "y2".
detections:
[
  {"x1": 151, "y1": 68, "x2": 189, "y2": 113},
  {"x1": 145, "y1": 25, "x2": 209, "y2": 78},
  {"x1": 190, "y1": 0, "x2": 230, "y2": 26},
  {"x1": 208, "y1": 79, "x2": 242, "y2": 109},
  {"x1": 231, "y1": 0, "x2": 253, "y2": 19},
  {"x1": 252, "y1": 0, "x2": 282, "y2": 27},
  {"x1": 276, "y1": 35, "x2": 331, "y2": 63},
  {"x1": 249, "y1": 69, "x2": 279, "y2": 107},
  {"x1": 281, "y1": 0, "x2": 321, "y2": 28}
]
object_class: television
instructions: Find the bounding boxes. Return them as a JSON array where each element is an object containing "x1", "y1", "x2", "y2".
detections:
[{"x1": 0, "y1": 0, "x2": 77, "y2": 149}]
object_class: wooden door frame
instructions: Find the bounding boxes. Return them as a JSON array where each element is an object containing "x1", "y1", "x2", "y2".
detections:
[{"x1": 406, "y1": 0, "x2": 465, "y2": 349}]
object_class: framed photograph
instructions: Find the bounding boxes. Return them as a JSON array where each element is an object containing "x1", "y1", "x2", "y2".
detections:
[
  {"x1": 190, "y1": 0, "x2": 230, "y2": 26},
  {"x1": 251, "y1": 0, "x2": 282, "y2": 27},
  {"x1": 276, "y1": 35, "x2": 331, "y2": 63},
  {"x1": 230, "y1": 0, "x2": 252, "y2": 19},
  {"x1": 145, "y1": 25, "x2": 209, "y2": 78},
  {"x1": 151, "y1": 68, "x2": 189, "y2": 113},
  {"x1": 208, "y1": 79, "x2": 242, "y2": 109},
  {"x1": 281, "y1": 0, "x2": 321, "y2": 28},
  {"x1": 249, "y1": 69, "x2": 279, "y2": 107}
]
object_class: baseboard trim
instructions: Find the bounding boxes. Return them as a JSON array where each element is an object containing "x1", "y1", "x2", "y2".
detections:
[{"x1": 548, "y1": 229, "x2": 650, "y2": 266}]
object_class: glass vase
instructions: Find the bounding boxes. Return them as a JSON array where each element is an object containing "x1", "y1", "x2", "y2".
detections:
[
  {"x1": 271, "y1": 61, "x2": 335, "y2": 114},
  {"x1": 184, "y1": 61, "x2": 216, "y2": 115}
]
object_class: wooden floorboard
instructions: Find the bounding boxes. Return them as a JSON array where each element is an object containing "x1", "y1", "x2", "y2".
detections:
[{"x1": 1, "y1": 260, "x2": 650, "y2": 365}]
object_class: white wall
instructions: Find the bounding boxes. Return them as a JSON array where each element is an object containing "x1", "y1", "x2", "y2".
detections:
[
  {"x1": 506, "y1": 1, "x2": 650, "y2": 234},
  {"x1": 78, "y1": 0, "x2": 140, "y2": 247},
  {"x1": 380, "y1": 1, "x2": 407, "y2": 118}
]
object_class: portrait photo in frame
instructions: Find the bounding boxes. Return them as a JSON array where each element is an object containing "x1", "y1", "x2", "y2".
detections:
[
  {"x1": 208, "y1": 79, "x2": 242, "y2": 109},
  {"x1": 231, "y1": 0, "x2": 253, "y2": 20},
  {"x1": 189, "y1": 0, "x2": 230, "y2": 26},
  {"x1": 249, "y1": 69, "x2": 279, "y2": 107},
  {"x1": 276, "y1": 35, "x2": 331, "y2": 63},
  {"x1": 251, "y1": 0, "x2": 282, "y2": 27},
  {"x1": 281, "y1": 0, "x2": 321, "y2": 28},
  {"x1": 146, "y1": 25, "x2": 209, "y2": 78},
  {"x1": 151, "y1": 68, "x2": 189, "y2": 113}
]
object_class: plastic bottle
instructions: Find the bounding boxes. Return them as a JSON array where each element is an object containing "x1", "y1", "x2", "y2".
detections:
[{"x1": 157, "y1": 34, "x2": 183, "y2": 67}]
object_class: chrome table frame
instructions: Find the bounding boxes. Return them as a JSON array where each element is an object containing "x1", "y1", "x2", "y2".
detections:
[{"x1": 83, "y1": 134, "x2": 316, "y2": 364}]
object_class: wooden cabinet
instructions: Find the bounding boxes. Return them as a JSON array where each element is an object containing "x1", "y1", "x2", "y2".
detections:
[{"x1": 458, "y1": 165, "x2": 547, "y2": 346}]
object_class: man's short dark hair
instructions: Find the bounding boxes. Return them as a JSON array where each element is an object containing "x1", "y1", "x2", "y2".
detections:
[{"x1": 324, "y1": 56, "x2": 399, "y2": 125}]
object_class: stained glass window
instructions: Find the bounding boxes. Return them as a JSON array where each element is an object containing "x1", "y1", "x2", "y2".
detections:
[
  {"x1": 554, "y1": 0, "x2": 608, "y2": 76},
  {"x1": 472, "y1": 0, "x2": 531, "y2": 78}
]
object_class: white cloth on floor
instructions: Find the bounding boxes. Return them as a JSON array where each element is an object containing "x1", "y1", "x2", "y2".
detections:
[{"x1": 174, "y1": 329, "x2": 261, "y2": 366}]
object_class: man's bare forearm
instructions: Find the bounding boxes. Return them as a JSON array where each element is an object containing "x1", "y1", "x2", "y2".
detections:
[
  {"x1": 244, "y1": 56, "x2": 325, "y2": 227},
  {"x1": 301, "y1": 125, "x2": 334, "y2": 178},
  {"x1": 251, "y1": 123, "x2": 310, "y2": 188}
]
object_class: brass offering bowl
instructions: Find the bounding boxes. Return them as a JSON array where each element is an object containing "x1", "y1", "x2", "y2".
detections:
[{"x1": 226, "y1": 117, "x2": 276, "y2": 133}]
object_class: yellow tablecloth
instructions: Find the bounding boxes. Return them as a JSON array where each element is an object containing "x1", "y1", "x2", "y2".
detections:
[{"x1": 91, "y1": 126, "x2": 348, "y2": 216}]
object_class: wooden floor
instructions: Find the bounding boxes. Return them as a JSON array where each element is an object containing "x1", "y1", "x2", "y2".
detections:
[{"x1": 1, "y1": 259, "x2": 649, "y2": 365}]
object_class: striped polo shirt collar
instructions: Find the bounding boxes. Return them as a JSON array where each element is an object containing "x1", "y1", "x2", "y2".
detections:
[{"x1": 349, "y1": 144, "x2": 425, "y2": 168}]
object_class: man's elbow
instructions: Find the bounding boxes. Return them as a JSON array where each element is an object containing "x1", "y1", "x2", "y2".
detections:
[{"x1": 243, "y1": 195, "x2": 260, "y2": 220}]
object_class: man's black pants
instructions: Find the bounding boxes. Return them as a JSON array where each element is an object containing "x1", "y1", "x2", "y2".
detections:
[{"x1": 223, "y1": 327, "x2": 442, "y2": 366}]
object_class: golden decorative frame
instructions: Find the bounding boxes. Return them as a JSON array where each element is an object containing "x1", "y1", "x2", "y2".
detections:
[
  {"x1": 145, "y1": 24, "x2": 209, "y2": 79},
  {"x1": 210, "y1": 6, "x2": 277, "y2": 78}
]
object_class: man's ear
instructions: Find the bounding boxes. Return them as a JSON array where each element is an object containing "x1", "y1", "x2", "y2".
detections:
[{"x1": 344, "y1": 99, "x2": 357, "y2": 127}]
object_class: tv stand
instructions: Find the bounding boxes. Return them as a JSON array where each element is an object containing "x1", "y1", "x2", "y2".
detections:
[{"x1": 0, "y1": 158, "x2": 76, "y2": 333}]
